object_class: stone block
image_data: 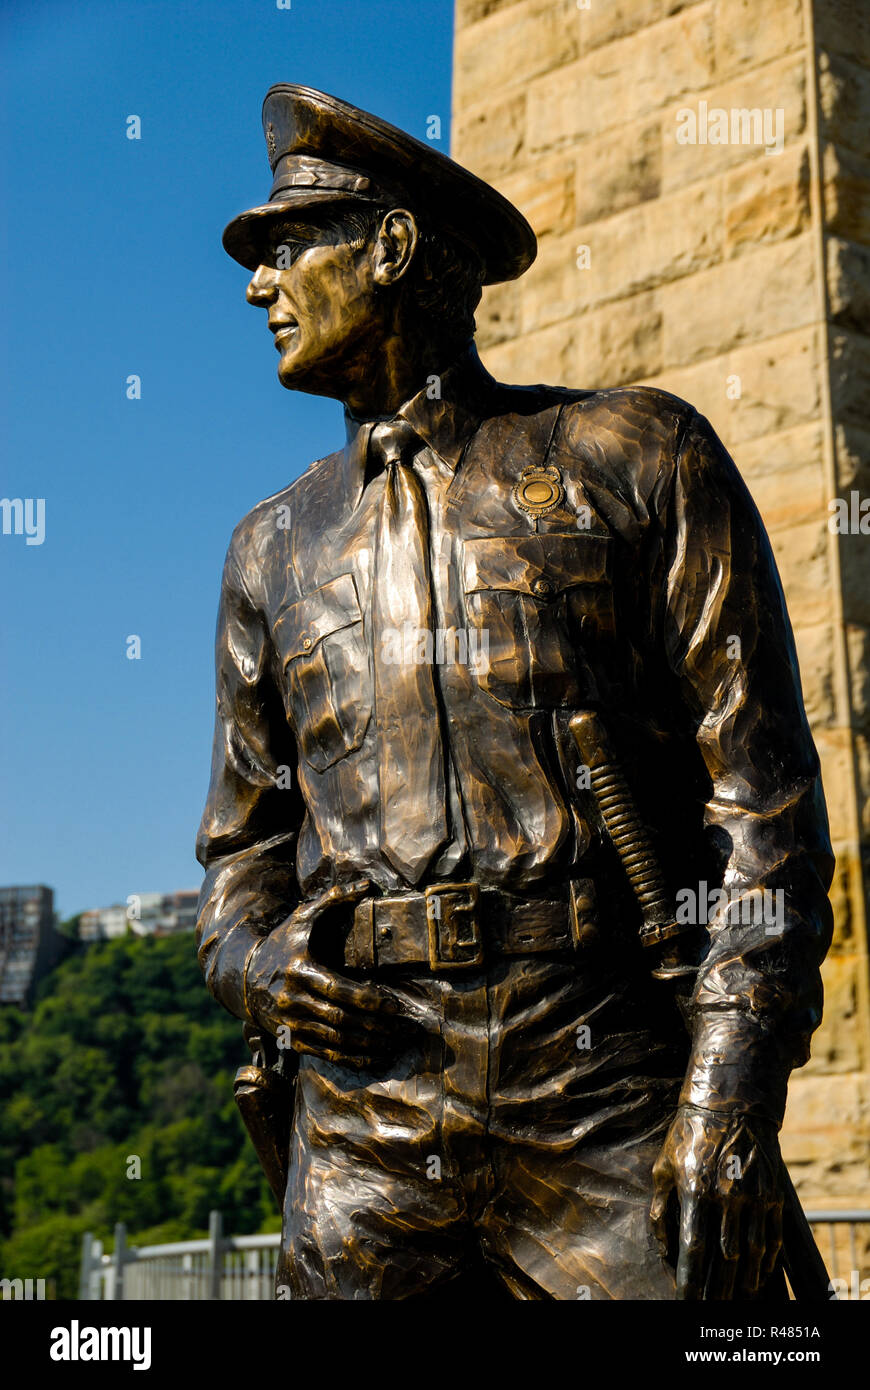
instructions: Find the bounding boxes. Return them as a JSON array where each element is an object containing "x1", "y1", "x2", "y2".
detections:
[
  {"x1": 724, "y1": 142, "x2": 811, "y2": 257},
  {"x1": 527, "y1": 4, "x2": 715, "y2": 150},
  {"x1": 803, "y1": 954, "x2": 866, "y2": 1076},
  {"x1": 574, "y1": 117, "x2": 663, "y2": 225},
  {"x1": 498, "y1": 155, "x2": 576, "y2": 237},
  {"x1": 856, "y1": 732, "x2": 870, "y2": 839},
  {"x1": 781, "y1": 1073, "x2": 870, "y2": 1195},
  {"x1": 523, "y1": 178, "x2": 723, "y2": 334},
  {"x1": 525, "y1": 290, "x2": 665, "y2": 387},
  {"x1": 713, "y1": 0, "x2": 804, "y2": 83},
  {"x1": 827, "y1": 237, "x2": 870, "y2": 332},
  {"x1": 736, "y1": 420, "x2": 826, "y2": 529},
  {"x1": 813, "y1": 0, "x2": 870, "y2": 68},
  {"x1": 823, "y1": 144, "x2": 870, "y2": 248},
  {"x1": 639, "y1": 325, "x2": 823, "y2": 446},
  {"x1": 834, "y1": 423, "x2": 870, "y2": 493},
  {"x1": 661, "y1": 55, "x2": 807, "y2": 193},
  {"x1": 847, "y1": 625, "x2": 870, "y2": 732},
  {"x1": 475, "y1": 278, "x2": 522, "y2": 350},
  {"x1": 827, "y1": 842, "x2": 864, "y2": 951},
  {"x1": 818, "y1": 51, "x2": 870, "y2": 158},
  {"x1": 591, "y1": 289, "x2": 664, "y2": 383},
  {"x1": 592, "y1": 176, "x2": 723, "y2": 295},
  {"x1": 791, "y1": 619, "x2": 838, "y2": 730},
  {"x1": 768, "y1": 516, "x2": 832, "y2": 628},
  {"x1": 479, "y1": 318, "x2": 579, "y2": 386},
  {"x1": 516, "y1": 229, "x2": 581, "y2": 337},
  {"x1": 453, "y1": 0, "x2": 580, "y2": 108},
  {"x1": 829, "y1": 329, "x2": 870, "y2": 430},
  {"x1": 456, "y1": 0, "x2": 525, "y2": 26},
  {"x1": 814, "y1": 727, "x2": 861, "y2": 843},
  {"x1": 659, "y1": 232, "x2": 817, "y2": 366},
  {"x1": 452, "y1": 90, "x2": 527, "y2": 181},
  {"x1": 782, "y1": 1072, "x2": 870, "y2": 1159},
  {"x1": 577, "y1": 0, "x2": 706, "y2": 57},
  {"x1": 829, "y1": 424, "x2": 870, "y2": 627}
]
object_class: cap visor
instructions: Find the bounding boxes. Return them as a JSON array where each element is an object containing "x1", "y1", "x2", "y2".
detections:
[{"x1": 222, "y1": 191, "x2": 375, "y2": 270}]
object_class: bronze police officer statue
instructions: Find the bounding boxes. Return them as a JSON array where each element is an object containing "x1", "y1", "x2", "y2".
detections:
[{"x1": 196, "y1": 85, "x2": 834, "y2": 1300}]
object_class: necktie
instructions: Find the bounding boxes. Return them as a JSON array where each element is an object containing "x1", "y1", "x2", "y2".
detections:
[{"x1": 369, "y1": 418, "x2": 449, "y2": 884}]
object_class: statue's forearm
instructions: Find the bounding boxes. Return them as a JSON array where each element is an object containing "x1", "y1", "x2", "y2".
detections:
[
  {"x1": 678, "y1": 1009, "x2": 794, "y2": 1127},
  {"x1": 196, "y1": 843, "x2": 299, "y2": 1020}
]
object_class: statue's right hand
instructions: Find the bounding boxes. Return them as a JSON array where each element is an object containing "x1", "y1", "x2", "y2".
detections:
[{"x1": 244, "y1": 880, "x2": 409, "y2": 1069}]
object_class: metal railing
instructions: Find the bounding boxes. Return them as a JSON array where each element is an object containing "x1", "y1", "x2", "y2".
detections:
[
  {"x1": 804, "y1": 1210, "x2": 870, "y2": 1295},
  {"x1": 80, "y1": 1209, "x2": 870, "y2": 1300},
  {"x1": 79, "y1": 1212, "x2": 280, "y2": 1300}
]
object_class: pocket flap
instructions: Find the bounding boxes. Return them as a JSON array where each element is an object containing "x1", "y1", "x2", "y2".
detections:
[
  {"x1": 463, "y1": 532, "x2": 610, "y2": 596},
  {"x1": 274, "y1": 572, "x2": 362, "y2": 662}
]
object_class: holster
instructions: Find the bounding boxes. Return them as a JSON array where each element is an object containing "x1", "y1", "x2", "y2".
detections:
[{"x1": 234, "y1": 1023, "x2": 296, "y2": 1207}]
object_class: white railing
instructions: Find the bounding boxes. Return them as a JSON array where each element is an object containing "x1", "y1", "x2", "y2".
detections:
[
  {"x1": 80, "y1": 1209, "x2": 870, "y2": 1300},
  {"x1": 79, "y1": 1212, "x2": 280, "y2": 1300}
]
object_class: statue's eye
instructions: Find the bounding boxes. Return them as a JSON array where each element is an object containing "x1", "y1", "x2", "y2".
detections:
[{"x1": 272, "y1": 241, "x2": 305, "y2": 269}]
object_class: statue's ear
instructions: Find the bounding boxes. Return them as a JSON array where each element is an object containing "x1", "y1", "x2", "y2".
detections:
[{"x1": 372, "y1": 209, "x2": 419, "y2": 288}]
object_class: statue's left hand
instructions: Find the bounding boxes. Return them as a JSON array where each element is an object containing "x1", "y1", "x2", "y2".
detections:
[
  {"x1": 650, "y1": 1105, "x2": 783, "y2": 1299},
  {"x1": 245, "y1": 880, "x2": 412, "y2": 1069}
]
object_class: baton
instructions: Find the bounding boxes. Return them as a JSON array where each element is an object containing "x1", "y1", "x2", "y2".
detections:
[{"x1": 569, "y1": 710, "x2": 695, "y2": 977}]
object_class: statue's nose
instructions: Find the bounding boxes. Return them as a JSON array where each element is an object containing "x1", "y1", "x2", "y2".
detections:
[{"x1": 246, "y1": 266, "x2": 278, "y2": 306}]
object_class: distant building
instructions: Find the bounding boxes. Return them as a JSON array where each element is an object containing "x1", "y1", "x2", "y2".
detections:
[
  {"x1": 0, "y1": 886, "x2": 69, "y2": 1007},
  {"x1": 79, "y1": 889, "x2": 200, "y2": 942},
  {"x1": 78, "y1": 904, "x2": 128, "y2": 941},
  {"x1": 161, "y1": 889, "x2": 200, "y2": 934}
]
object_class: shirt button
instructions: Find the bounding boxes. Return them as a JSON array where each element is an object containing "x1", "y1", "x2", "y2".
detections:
[
  {"x1": 302, "y1": 636, "x2": 312, "y2": 650},
  {"x1": 533, "y1": 578, "x2": 553, "y2": 597}
]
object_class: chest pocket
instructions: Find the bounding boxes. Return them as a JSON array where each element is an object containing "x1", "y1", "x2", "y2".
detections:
[
  {"x1": 273, "y1": 573, "x2": 371, "y2": 771},
  {"x1": 462, "y1": 532, "x2": 613, "y2": 709}
]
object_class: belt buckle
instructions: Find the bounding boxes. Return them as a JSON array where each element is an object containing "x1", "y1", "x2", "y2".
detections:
[{"x1": 425, "y1": 883, "x2": 483, "y2": 970}]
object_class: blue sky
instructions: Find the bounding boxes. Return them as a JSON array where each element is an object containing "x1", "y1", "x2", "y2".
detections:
[{"x1": 0, "y1": 0, "x2": 455, "y2": 917}]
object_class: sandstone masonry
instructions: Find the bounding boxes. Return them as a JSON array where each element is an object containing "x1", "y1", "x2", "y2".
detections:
[{"x1": 453, "y1": 0, "x2": 870, "y2": 1243}]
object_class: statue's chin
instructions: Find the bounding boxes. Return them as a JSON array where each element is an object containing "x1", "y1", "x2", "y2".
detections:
[
  {"x1": 276, "y1": 354, "x2": 308, "y2": 390},
  {"x1": 277, "y1": 358, "x2": 342, "y2": 402}
]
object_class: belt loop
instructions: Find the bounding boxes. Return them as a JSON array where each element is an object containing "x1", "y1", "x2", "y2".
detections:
[
  {"x1": 348, "y1": 897, "x2": 376, "y2": 969},
  {"x1": 569, "y1": 878, "x2": 598, "y2": 950}
]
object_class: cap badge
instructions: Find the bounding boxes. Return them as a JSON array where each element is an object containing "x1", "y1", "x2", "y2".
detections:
[{"x1": 512, "y1": 465, "x2": 565, "y2": 518}]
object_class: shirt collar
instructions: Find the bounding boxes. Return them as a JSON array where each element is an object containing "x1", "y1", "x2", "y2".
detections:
[{"x1": 341, "y1": 342, "x2": 496, "y2": 508}]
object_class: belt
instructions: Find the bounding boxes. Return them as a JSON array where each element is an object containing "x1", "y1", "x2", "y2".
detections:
[{"x1": 344, "y1": 879, "x2": 599, "y2": 972}]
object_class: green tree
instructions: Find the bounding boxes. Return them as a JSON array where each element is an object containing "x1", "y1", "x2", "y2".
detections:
[{"x1": 0, "y1": 933, "x2": 276, "y2": 1299}]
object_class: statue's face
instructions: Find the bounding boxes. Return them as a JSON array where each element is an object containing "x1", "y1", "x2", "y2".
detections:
[{"x1": 245, "y1": 216, "x2": 383, "y2": 400}]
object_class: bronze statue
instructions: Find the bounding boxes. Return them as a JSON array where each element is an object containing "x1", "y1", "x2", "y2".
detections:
[{"x1": 196, "y1": 84, "x2": 835, "y2": 1301}]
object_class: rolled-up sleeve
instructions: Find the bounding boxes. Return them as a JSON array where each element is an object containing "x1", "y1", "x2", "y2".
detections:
[
  {"x1": 659, "y1": 410, "x2": 834, "y2": 1125},
  {"x1": 195, "y1": 529, "x2": 303, "y2": 1021}
]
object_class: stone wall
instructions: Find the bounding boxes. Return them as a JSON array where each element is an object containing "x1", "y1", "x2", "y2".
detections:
[{"x1": 452, "y1": 0, "x2": 870, "y2": 1212}]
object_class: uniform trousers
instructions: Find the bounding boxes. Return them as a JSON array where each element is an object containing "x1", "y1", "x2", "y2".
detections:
[{"x1": 276, "y1": 950, "x2": 694, "y2": 1299}]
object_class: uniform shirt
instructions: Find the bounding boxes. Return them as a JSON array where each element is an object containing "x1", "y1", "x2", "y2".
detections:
[{"x1": 195, "y1": 343, "x2": 834, "y2": 1124}]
